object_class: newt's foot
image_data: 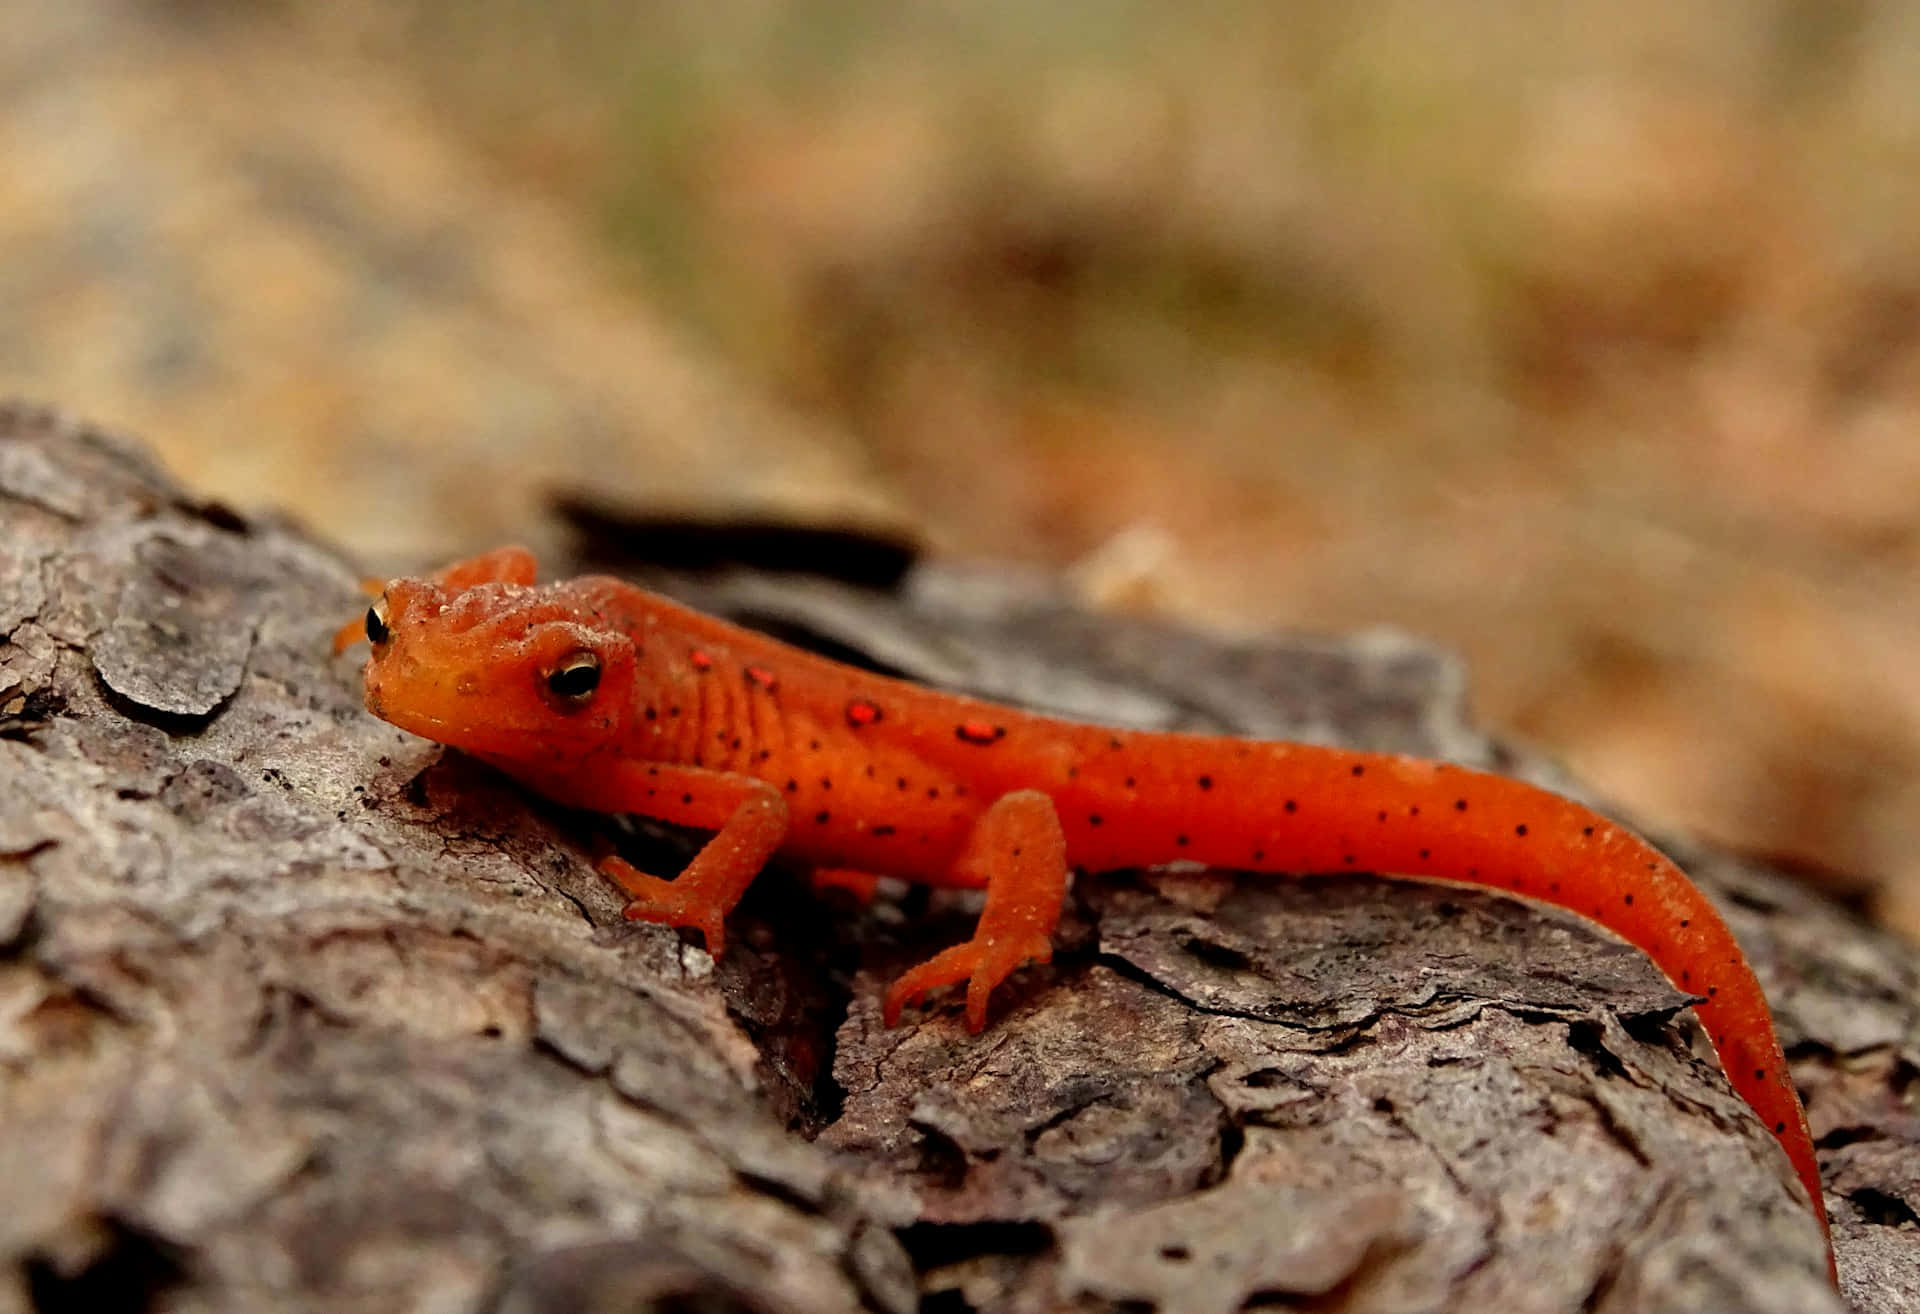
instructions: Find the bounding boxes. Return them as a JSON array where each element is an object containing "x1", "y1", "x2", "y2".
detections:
[
  {"x1": 882, "y1": 932, "x2": 1054, "y2": 1032},
  {"x1": 330, "y1": 576, "x2": 387, "y2": 654},
  {"x1": 602, "y1": 856, "x2": 729, "y2": 955},
  {"x1": 810, "y1": 867, "x2": 883, "y2": 902}
]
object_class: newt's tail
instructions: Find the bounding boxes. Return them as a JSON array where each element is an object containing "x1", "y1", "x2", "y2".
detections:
[{"x1": 1055, "y1": 737, "x2": 1831, "y2": 1276}]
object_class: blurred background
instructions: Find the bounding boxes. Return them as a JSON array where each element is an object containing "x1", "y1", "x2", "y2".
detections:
[{"x1": 6, "y1": 1, "x2": 1920, "y2": 929}]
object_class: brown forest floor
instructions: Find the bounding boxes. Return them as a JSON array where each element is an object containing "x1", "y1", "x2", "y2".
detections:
[{"x1": 7, "y1": 1, "x2": 1920, "y2": 930}]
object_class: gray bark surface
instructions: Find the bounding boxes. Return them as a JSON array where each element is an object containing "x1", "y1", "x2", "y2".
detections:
[{"x1": 1, "y1": 406, "x2": 1912, "y2": 1312}]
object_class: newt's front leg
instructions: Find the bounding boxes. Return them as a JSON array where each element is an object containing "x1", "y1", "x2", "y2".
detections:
[
  {"x1": 333, "y1": 546, "x2": 540, "y2": 654},
  {"x1": 559, "y1": 759, "x2": 789, "y2": 955},
  {"x1": 884, "y1": 789, "x2": 1068, "y2": 1031}
]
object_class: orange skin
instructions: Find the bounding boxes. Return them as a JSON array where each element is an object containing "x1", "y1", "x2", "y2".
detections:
[{"x1": 339, "y1": 547, "x2": 1832, "y2": 1278}]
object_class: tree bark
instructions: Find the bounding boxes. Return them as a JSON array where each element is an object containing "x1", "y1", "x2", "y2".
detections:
[{"x1": 1, "y1": 406, "x2": 1909, "y2": 1313}]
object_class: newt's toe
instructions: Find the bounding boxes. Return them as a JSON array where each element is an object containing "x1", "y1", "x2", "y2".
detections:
[
  {"x1": 883, "y1": 933, "x2": 1053, "y2": 1030},
  {"x1": 603, "y1": 857, "x2": 730, "y2": 954}
]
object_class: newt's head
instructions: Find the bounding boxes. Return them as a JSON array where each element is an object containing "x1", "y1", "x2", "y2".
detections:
[{"x1": 355, "y1": 577, "x2": 636, "y2": 758}]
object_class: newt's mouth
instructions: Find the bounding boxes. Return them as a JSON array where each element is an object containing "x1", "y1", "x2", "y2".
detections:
[
  {"x1": 363, "y1": 661, "x2": 463, "y2": 743},
  {"x1": 363, "y1": 659, "x2": 589, "y2": 753}
]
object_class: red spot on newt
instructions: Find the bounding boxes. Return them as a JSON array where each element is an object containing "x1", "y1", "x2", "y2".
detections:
[{"x1": 343, "y1": 546, "x2": 1837, "y2": 1285}]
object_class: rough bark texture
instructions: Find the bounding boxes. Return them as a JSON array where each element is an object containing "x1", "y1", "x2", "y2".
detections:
[{"x1": 0, "y1": 406, "x2": 1914, "y2": 1313}]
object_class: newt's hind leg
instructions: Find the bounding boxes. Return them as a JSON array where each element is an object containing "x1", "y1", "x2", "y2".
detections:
[{"x1": 883, "y1": 789, "x2": 1067, "y2": 1031}]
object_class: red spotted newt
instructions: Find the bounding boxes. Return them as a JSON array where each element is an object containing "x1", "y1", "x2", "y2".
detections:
[{"x1": 336, "y1": 546, "x2": 1833, "y2": 1277}]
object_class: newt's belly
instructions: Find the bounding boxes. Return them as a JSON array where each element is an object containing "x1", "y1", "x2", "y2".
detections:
[{"x1": 773, "y1": 804, "x2": 986, "y2": 886}]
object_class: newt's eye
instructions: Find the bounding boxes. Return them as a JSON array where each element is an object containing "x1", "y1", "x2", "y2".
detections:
[
  {"x1": 365, "y1": 597, "x2": 391, "y2": 646},
  {"x1": 543, "y1": 652, "x2": 601, "y2": 706}
]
